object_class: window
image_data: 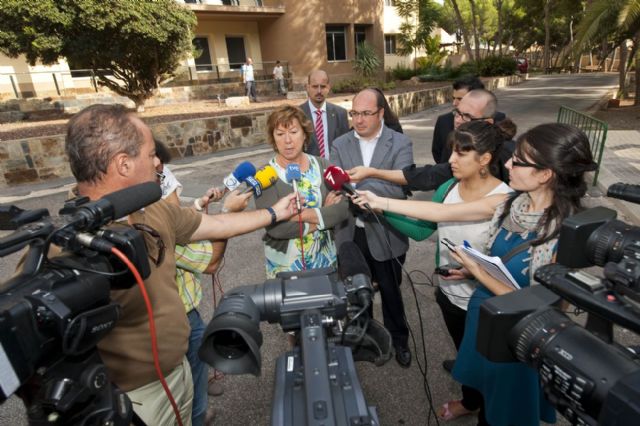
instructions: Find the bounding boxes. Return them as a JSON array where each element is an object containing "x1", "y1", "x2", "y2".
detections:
[
  {"x1": 354, "y1": 25, "x2": 366, "y2": 56},
  {"x1": 384, "y1": 0, "x2": 396, "y2": 6},
  {"x1": 385, "y1": 35, "x2": 397, "y2": 55},
  {"x1": 193, "y1": 37, "x2": 213, "y2": 71},
  {"x1": 225, "y1": 36, "x2": 247, "y2": 70},
  {"x1": 326, "y1": 25, "x2": 347, "y2": 61}
]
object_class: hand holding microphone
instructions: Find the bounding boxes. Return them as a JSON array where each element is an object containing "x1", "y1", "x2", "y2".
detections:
[
  {"x1": 323, "y1": 165, "x2": 374, "y2": 212},
  {"x1": 243, "y1": 164, "x2": 278, "y2": 197},
  {"x1": 350, "y1": 190, "x2": 385, "y2": 212},
  {"x1": 285, "y1": 164, "x2": 302, "y2": 213}
]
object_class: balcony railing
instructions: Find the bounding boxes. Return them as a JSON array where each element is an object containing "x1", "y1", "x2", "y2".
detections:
[{"x1": 182, "y1": 1, "x2": 264, "y2": 6}]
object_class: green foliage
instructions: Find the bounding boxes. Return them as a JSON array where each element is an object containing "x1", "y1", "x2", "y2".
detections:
[
  {"x1": 394, "y1": 0, "x2": 442, "y2": 62},
  {"x1": 390, "y1": 64, "x2": 418, "y2": 80},
  {"x1": 416, "y1": 36, "x2": 448, "y2": 70},
  {"x1": 331, "y1": 77, "x2": 394, "y2": 94},
  {"x1": 0, "y1": 0, "x2": 197, "y2": 108},
  {"x1": 353, "y1": 42, "x2": 381, "y2": 79},
  {"x1": 476, "y1": 55, "x2": 517, "y2": 76}
]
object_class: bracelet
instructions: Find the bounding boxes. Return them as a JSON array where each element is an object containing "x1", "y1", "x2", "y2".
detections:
[
  {"x1": 193, "y1": 198, "x2": 204, "y2": 212},
  {"x1": 266, "y1": 207, "x2": 277, "y2": 225}
]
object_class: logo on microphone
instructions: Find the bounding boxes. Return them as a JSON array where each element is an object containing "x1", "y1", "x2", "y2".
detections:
[
  {"x1": 245, "y1": 176, "x2": 262, "y2": 197},
  {"x1": 223, "y1": 175, "x2": 240, "y2": 191}
]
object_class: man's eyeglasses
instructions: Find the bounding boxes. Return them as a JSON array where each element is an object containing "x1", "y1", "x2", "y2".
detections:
[
  {"x1": 132, "y1": 223, "x2": 165, "y2": 267},
  {"x1": 348, "y1": 109, "x2": 381, "y2": 119},
  {"x1": 510, "y1": 156, "x2": 545, "y2": 169},
  {"x1": 452, "y1": 108, "x2": 492, "y2": 122}
]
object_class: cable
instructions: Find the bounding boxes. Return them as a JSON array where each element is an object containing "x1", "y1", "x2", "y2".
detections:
[
  {"x1": 298, "y1": 213, "x2": 307, "y2": 270},
  {"x1": 370, "y1": 212, "x2": 441, "y2": 425},
  {"x1": 110, "y1": 247, "x2": 184, "y2": 426}
]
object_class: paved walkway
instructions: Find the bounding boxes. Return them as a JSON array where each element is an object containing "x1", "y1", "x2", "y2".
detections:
[{"x1": 595, "y1": 130, "x2": 640, "y2": 223}]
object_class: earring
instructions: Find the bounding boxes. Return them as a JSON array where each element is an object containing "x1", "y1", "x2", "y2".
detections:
[{"x1": 479, "y1": 167, "x2": 488, "y2": 178}]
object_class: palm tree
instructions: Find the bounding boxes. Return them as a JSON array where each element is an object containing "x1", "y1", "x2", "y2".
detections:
[{"x1": 574, "y1": 0, "x2": 640, "y2": 103}]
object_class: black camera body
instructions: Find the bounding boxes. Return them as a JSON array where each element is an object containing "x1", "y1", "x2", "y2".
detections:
[
  {"x1": 476, "y1": 183, "x2": 640, "y2": 425},
  {"x1": 0, "y1": 182, "x2": 161, "y2": 425},
  {"x1": 199, "y1": 261, "x2": 390, "y2": 426}
]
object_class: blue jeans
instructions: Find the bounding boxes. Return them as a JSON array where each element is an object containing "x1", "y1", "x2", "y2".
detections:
[
  {"x1": 245, "y1": 80, "x2": 257, "y2": 101},
  {"x1": 187, "y1": 309, "x2": 208, "y2": 426}
]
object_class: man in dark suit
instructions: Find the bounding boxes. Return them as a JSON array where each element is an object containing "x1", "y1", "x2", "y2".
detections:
[
  {"x1": 432, "y1": 76, "x2": 506, "y2": 164},
  {"x1": 301, "y1": 70, "x2": 349, "y2": 159},
  {"x1": 331, "y1": 88, "x2": 414, "y2": 368}
]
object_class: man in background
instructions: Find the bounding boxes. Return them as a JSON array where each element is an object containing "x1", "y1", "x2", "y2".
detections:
[{"x1": 300, "y1": 70, "x2": 349, "y2": 159}]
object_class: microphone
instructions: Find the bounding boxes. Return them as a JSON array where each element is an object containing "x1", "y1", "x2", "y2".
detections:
[
  {"x1": 65, "y1": 181, "x2": 162, "y2": 231},
  {"x1": 337, "y1": 241, "x2": 373, "y2": 309},
  {"x1": 607, "y1": 183, "x2": 640, "y2": 205},
  {"x1": 323, "y1": 165, "x2": 372, "y2": 211},
  {"x1": 243, "y1": 164, "x2": 278, "y2": 197},
  {"x1": 223, "y1": 161, "x2": 257, "y2": 192},
  {"x1": 285, "y1": 164, "x2": 302, "y2": 213}
]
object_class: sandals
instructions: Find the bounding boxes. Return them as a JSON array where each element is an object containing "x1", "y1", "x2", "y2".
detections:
[{"x1": 438, "y1": 400, "x2": 474, "y2": 421}]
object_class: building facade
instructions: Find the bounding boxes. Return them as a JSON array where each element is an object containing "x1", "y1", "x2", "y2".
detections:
[{"x1": 0, "y1": 0, "x2": 385, "y2": 99}]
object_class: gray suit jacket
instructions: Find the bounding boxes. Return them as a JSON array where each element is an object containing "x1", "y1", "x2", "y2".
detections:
[
  {"x1": 330, "y1": 125, "x2": 414, "y2": 261},
  {"x1": 300, "y1": 101, "x2": 350, "y2": 157}
]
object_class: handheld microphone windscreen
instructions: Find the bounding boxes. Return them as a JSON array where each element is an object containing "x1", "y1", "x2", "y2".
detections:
[
  {"x1": 285, "y1": 163, "x2": 302, "y2": 183},
  {"x1": 71, "y1": 182, "x2": 162, "y2": 230},
  {"x1": 254, "y1": 165, "x2": 278, "y2": 189},
  {"x1": 323, "y1": 165, "x2": 355, "y2": 195},
  {"x1": 224, "y1": 161, "x2": 256, "y2": 191},
  {"x1": 337, "y1": 241, "x2": 372, "y2": 280},
  {"x1": 607, "y1": 183, "x2": 640, "y2": 205}
]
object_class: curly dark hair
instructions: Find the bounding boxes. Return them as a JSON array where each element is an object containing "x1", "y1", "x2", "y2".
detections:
[
  {"x1": 500, "y1": 123, "x2": 597, "y2": 245},
  {"x1": 448, "y1": 119, "x2": 517, "y2": 178}
]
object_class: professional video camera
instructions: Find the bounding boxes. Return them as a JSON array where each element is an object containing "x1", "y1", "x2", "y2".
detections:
[
  {"x1": 198, "y1": 241, "x2": 392, "y2": 426},
  {"x1": 476, "y1": 183, "x2": 640, "y2": 425},
  {"x1": 0, "y1": 182, "x2": 161, "y2": 425}
]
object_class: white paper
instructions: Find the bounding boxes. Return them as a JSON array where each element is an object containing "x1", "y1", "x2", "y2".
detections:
[{"x1": 458, "y1": 245, "x2": 521, "y2": 290}]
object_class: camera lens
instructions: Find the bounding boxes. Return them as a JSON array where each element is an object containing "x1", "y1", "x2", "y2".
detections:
[
  {"x1": 587, "y1": 220, "x2": 640, "y2": 266},
  {"x1": 510, "y1": 307, "x2": 573, "y2": 366},
  {"x1": 213, "y1": 330, "x2": 251, "y2": 359}
]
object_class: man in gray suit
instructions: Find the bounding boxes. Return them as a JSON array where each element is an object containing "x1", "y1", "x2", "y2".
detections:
[
  {"x1": 330, "y1": 88, "x2": 414, "y2": 368},
  {"x1": 300, "y1": 70, "x2": 349, "y2": 159}
]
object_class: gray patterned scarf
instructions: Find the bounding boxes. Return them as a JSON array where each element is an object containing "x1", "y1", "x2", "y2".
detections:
[{"x1": 485, "y1": 193, "x2": 557, "y2": 283}]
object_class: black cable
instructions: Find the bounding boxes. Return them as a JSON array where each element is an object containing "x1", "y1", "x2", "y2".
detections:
[
  {"x1": 341, "y1": 300, "x2": 371, "y2": 345},
  {"x1": 369, "y1": 212, "x2": 441, "y2": 426}
]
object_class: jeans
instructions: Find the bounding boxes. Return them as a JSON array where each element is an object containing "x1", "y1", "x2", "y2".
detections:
[
  {"x1": 276, "y1": 78, "x2": 287, "y2": 95},
  {"x1": 187, "y1": 309, "x2": 208, "y2": 426},
  {"x1": 245, "y1": 80, "x2": 257, "y2": 101}
]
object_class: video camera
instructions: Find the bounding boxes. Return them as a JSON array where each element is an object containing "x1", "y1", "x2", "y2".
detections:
[
  {"x1": 0, "y1": 182, "x2": 161, "y2": 425},
  {"x1": 198, "y1": 241, "x2": 392, "y2": 426},
  {"x1": 476, "y1": 183, "x2": 640, "y2": 425}
]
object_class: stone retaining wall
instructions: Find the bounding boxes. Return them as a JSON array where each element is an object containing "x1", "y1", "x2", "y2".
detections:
[{"x1": 0, "y1": 74, "x2": 525, "y2": 187}]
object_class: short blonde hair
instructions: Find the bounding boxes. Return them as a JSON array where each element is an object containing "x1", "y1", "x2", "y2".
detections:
[{"x1": 266, "y1": 105, "x2": 313, "y2": 151}]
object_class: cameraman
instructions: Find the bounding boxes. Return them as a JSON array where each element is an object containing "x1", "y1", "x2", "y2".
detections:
[{"x1": 62, "y1": 104, "x2": 298, "y2": 425}]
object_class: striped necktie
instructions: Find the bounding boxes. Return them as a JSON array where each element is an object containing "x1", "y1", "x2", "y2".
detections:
[{"x1": 315, "y1": 109, "x2": 325, "y2": 157}]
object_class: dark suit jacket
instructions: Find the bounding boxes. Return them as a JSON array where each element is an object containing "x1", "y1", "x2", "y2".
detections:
[
  {"x1": 431, "y1": 111, "x2": 507, "y2": 164},
  {"x1": 300, "y1": 101, "x2": 350, "y2": 158},
  {"x1": 330, "y1": 126, "x2": 414, "y2": 261}
]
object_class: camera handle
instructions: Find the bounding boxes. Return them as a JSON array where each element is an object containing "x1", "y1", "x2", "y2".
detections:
[{"x1": 19, "y1": 350, "x2": 137, "y2": 426}]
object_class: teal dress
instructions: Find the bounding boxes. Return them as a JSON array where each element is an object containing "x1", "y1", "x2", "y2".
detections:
[{"x1": 452, "y1": 228, "x2": 557, "y2": 426}]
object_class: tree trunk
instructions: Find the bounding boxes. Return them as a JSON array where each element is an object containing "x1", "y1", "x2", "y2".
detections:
[
  {"x1": 469, "y1": 0, "x2": 481, "y2": 61},
  {"x1": 543, "y1": 0, "x2": 553, "y2": 73},
  {"x1": 449, "y1": 0, "x2": 474, "y2": 61},
  {"x1": 619, "y1": 40, "x2": 628, "y2": 99},
  {"x1": 495, "y1": 0, "x2": 503, "y2": 55}
]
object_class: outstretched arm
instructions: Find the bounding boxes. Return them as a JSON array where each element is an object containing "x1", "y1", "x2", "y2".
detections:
[
  {"x1": 191, "y1": 192, "x2": 298, "y2": 241},
  {"x1": 351, "y1": 190, "x2": 507, "y2": 223}
]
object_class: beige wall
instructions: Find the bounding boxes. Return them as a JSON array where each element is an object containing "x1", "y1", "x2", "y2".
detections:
[
  {"x1": 258, "y1": 0, "x2": 384, "y2": 84},
  {"x1": 194, "y1": 20, "x2": 263, "y2": 73}
]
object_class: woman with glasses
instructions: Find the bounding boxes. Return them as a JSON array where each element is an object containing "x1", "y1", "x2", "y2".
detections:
[
  {"x1": 255, "y1": 105, "x2": 349, "y2": 278},
  {"x1": 351, "y1": 123, "x2": 597, "y2": 426}
]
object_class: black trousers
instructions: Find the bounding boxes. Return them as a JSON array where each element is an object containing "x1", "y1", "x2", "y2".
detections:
[
  {"x1": 354, "y1": 227, "x2": 408, "y2": 348},
  {"x1": 435, "y1": 287, "x2": 486, "y2": 419}
]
